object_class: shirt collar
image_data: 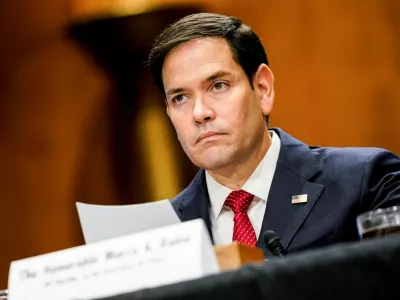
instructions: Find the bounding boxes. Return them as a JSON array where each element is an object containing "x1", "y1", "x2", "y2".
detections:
[{"x1": 206, "y1": 130, "x2": 281, "y2": 222}]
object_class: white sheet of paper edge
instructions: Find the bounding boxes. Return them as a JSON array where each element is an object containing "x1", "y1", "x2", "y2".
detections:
[
  {"x1": 76, "y1": 200, "x2": 181, "y2": 244},
  {"x1": 8, "y1": 219, "x2": 219, "y2": 300}
]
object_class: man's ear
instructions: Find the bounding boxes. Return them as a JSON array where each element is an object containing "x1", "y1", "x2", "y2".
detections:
[{"x1": 253, "y1": 64, "x2": 275, "y2": 117}]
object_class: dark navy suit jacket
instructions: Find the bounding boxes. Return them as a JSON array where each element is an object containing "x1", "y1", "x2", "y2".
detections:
[{"x1": 171, "y1": 128, "x2": 400, "y2": 256}]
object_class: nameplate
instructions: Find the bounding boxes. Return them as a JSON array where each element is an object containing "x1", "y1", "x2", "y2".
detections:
[{"x1": 8, "y1": 219, "x2": 219, "y2": 300}]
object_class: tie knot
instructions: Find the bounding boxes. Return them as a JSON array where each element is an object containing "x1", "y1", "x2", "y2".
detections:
[{"x1": 224, "y1": 190, "x2": 254, "y2": 214}]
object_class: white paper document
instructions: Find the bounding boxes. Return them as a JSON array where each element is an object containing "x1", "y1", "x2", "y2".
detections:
[
  {"x1": 8, "y1": 219, "x2": 220, "y2": 300},
  {"x1": 76, "y1": 200, "x2": 181, "y2": 243}
]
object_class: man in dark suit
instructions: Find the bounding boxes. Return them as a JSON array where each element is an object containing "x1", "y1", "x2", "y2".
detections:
[{"x1": 148, "y1": 13, "x2": 400, "y2": 256}]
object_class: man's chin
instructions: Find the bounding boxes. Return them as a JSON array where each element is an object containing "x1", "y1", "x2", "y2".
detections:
[
  {"x1": 193, "y1": 155, "x2": 233, "y2": 171},
  {"x1": 189, "y1": 145, "x2": 235, "y2": 169}
]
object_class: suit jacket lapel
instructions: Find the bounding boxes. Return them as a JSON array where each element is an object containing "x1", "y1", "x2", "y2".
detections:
[
  {"x1": 257, "y1": 128, "x2": 325, "y2": 255},
  {"x1": 175, "y1": 169, "x2": 214, "y2": 243}
]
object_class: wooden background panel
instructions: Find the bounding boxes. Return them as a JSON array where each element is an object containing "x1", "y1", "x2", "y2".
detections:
[{"x1": 0, "y1": 0, "x2": 114, "y2": 287}]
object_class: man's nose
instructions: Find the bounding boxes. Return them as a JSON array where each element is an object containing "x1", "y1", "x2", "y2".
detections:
[{"x1": 192, "y1": 96, "x2": 216, "y2": 124}]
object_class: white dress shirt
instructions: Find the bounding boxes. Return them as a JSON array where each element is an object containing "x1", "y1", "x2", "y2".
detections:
[{"x1": 206, "y1": 131, "x2": 281, "y2": 245}]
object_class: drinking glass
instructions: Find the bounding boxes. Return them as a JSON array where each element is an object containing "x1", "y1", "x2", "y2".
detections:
[{"x1": 357, "y1": 205, "x2": 400, "y2": 239}]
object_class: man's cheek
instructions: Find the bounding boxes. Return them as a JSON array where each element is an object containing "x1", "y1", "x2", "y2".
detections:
[{"x1": 177, "y1": 132, "x2": 190, "y2": 149}]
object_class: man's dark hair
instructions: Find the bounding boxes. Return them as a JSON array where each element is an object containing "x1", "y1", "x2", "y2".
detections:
[{"x1": 148, "y1": 12, "x2": 270, "y2": 122}]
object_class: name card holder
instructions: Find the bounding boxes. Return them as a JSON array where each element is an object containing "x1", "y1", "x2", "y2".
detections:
[{"x1": 214, "y1": 243, "x2": 265, "y2": 271}]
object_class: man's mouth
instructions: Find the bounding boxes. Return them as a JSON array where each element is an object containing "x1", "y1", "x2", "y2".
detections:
[{"x1": 196, "y1": 131, "x2": 224, "y2": 144}]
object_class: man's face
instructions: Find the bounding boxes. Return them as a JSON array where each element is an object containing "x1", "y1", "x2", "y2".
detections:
[{"x1": 162, "y1": 37, "x2": 274, "y2": 171}]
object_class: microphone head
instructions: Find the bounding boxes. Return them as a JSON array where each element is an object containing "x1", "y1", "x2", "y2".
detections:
[
  {"x1": 263, "y1": 230, "x2": 284, "y2": 257},
  {"x1": 263, "y1": 230, "x2": 280, "y2": 245}
]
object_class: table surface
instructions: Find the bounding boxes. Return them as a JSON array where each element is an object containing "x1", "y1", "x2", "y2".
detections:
[{"x1": 96, "y1": 234, "x2": 400, "y2": 300}]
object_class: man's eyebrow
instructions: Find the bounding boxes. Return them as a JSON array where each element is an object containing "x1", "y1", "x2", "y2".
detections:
[
  {"x1": 166, "y1": 87, "x2": 185, "y2": 97},
  {"x1": 205, "y1": 71, "x2": 231, "y2": 83},
  {"x1": 166, "y1": 71, "x2": 232, "y2": 97}
]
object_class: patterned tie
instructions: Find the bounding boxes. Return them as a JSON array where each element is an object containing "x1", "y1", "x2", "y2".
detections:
[{"x1": 224, "y1": 190, "x2": 257, "y2": 247}]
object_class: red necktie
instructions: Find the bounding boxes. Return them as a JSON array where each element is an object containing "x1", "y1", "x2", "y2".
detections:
[{"x1": 224, "y1": 190, "x2": 257, "y2": 247}]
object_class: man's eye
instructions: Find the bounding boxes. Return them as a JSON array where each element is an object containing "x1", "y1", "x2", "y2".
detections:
[
  {"x1": 212, "y1": 82, "x2": 228, "y2": 91},
  {"x1": 173, "y1": 94, "x2": 186, "y2": 103}
]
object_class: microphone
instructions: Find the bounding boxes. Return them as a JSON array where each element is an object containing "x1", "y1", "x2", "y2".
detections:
[{"x1": 263, "y1": 230, "x2": 285, "y2": 258}]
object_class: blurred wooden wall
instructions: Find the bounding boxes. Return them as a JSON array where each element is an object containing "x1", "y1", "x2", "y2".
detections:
[
  {"x1": 0, "y1": 0, "x2": 399, "y2": 287},
  {"x1": 0, "y1": 0, "x2": 117, "y2": 287}
]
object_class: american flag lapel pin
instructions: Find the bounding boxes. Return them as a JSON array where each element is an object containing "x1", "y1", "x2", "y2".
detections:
[{"x1": 291, "y1": 194, "x2": 308, "y2": 204}]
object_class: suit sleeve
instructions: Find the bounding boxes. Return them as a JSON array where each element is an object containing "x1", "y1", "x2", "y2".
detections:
[{"x1": 360, "y1": 149, "x2": 400, "y2": 211}]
